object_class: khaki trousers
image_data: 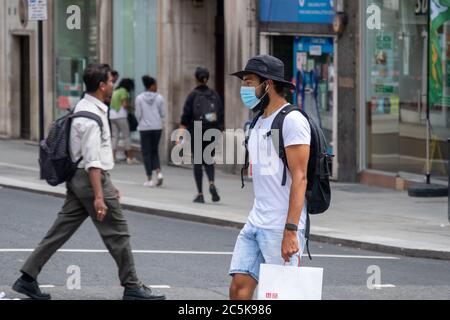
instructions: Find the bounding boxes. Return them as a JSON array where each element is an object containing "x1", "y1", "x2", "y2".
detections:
[{"x1": 21, "y1": 169, "x2": 141, "y2": 289}]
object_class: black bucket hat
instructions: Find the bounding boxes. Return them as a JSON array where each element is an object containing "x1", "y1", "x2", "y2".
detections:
[{"x1": 231, "y1": 55, "x2": 294, "y2": 89}]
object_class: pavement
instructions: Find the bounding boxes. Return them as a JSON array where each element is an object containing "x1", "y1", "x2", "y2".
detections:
[{"x1": 0, "y1": 138, "x2": 449, "y2": 260}]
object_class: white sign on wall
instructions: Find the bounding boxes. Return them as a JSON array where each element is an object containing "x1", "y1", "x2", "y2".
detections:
[
  {"x1": 28, "y1": 0, "x2": 48, "y2": 21},
  {"x1": 310, "y1": 45, "x2": 323, "y2": 56}
]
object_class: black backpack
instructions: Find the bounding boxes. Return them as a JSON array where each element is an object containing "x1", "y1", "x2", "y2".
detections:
[
  {"x1": 39, "y1": 111, "x2": 103, "y2": 187},
  {"x1": 192, "y1": 89, "x2": 220, "y2": 124},
  {"x1": 241, "y1": 104, "x2": 333, "y2": 259}
]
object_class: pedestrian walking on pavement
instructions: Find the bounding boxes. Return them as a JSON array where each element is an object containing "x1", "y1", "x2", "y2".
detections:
[
  {"x1": 110, "y1": 78, "x2": 140, "y2": 165},
  {"x1": 136, "y1": 76, "x2": 166, "y2": 188},
  {"x1": 179, "y1": 67, "x2": 224, "y2": 204},
  {"x1": 106, "y1": 70, "x2": 120, "y2": 131},
  {"x1": 12, "y1": 64, "x2": 166, "y2": 301},
  {"x1": 228, "y1": 55, "x2": 311, "y2": 300}
]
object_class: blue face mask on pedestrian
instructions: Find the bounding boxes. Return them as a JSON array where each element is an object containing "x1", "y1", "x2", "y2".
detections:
[{"x1": 240, "y1": 82, "x2": 269, "y2": 110}]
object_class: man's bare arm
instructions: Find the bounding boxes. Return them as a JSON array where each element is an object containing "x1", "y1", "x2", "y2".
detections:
[{"x1": 282, "y1": 144, "x2": 310, "y2": 262}]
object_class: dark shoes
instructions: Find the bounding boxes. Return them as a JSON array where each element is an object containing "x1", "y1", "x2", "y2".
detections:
[
  {"x1": 123, "y1": 285, "x2": 166, "y2": 300},
  {"x1": 194, "y1": 186, "x2": 220, "y2": 204},
  {"x1": 12, "y1": 277, "x2": 51, "y2": 300},
  {"x1": 13, "y1": 277, "x2": 166, "y2": 301},
  {"x1": 210, "y1": 185, "x2": 221, "y2": 203},
  {"x1": 193, "y1": 194, "x2": 205, "y2": 204}
]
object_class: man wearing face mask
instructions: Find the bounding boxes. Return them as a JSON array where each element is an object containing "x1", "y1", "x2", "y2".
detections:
[{"x1": 228, "y1": 55, "x2": 311, "y2": 300}]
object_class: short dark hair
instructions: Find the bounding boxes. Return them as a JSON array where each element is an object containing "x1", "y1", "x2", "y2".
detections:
[
  {"x1": 83, "y1": 64, "x2": 111, "y2": 93},
  {"x1": 259, "y1": 76, "x2": 288, "y2": 96},
  {"x1": 142, "y1": 76, "x2": 157, "y2": 89},
  {"x1": 195, "y1": 67, "x2": 210, "y2": 83},
  {"x1": 111, "y1": 70, "x2": 120, "y2": 78},
  {"x1": 117, "y1": 78, "x2": 135, "y2": 92}
]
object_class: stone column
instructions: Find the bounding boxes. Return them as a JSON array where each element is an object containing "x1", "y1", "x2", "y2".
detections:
[
  {"x1": 336, "y1": 0, "x2": 359, "y2": 182},
  {"x1": 97, "y1": 0, "x2": 113, "y2": 65},
  {"x1": 0, "y1": 1, "x2": 7, "y2": 136},
  {"x1": 223, "y1": 0, "x2": 258, "y2": 174},
  {"x1": 43, "y1": 0, "x2": 55, "y2": 137}
]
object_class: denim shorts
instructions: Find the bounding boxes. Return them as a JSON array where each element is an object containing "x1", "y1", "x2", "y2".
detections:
[{"x1": 229, "y1": 222, "x2": 307, "y2": 283}]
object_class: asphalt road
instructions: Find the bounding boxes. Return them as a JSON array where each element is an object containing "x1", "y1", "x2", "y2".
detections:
[{"x1": 0, "y1": 187, "x2": 449, "y2": 300}]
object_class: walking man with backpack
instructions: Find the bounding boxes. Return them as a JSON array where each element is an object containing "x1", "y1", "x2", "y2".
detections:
[
  {"x1": 12, "y1": 64, "x2": 166, "y2": 301},
  {"x1": 228, "y1": 55, "x2": 332, "y2": 300},
  {"x1": 179, "y1": 67, "x2": 224, "y2": 204}
]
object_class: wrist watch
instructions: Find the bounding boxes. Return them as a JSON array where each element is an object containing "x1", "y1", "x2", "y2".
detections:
[{"x1": 285, "y1": 223, "x2": 298, "y2": 232}]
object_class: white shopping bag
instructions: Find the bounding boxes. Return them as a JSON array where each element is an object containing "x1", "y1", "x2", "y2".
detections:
[{"x1": 257, "y1": 264, "x2": 324, "y2": 300}]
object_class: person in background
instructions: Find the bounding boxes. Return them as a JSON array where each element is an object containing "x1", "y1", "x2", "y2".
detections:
[
  {"x1": 106, "y1": 70, "x2": 120, "y2": 130},
  {"x1": 111, "y1": 70, "x2": 120, "y2": 85},
  {"x1": 135, "y1": 76, "x2": 166, "y2": 188},
  {"x1": 179, "y1": 67, "x2": 224, "y2": 204},
  {"x1": 110, "y1": 78, "x2": 140, "y2": 165}
]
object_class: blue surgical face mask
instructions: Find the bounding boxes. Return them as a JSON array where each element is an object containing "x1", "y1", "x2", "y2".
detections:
[{"x1": 240, "y1": 83, "x2": 268, "y2": 110}]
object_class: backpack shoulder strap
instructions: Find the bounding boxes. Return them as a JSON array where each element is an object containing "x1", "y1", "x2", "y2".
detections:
[
  {"x1": 271, "y1": 105, "x2": 304, "y2": 186},
  {"x1": 70, "y1": 111, "x2": 104, "y2": 133},
  {"x1": 241, "y1": 110, "x2": 264, "y2": 189},
  {"x1": 273, "y1": 106, "x2": 315, "y2": 261}
]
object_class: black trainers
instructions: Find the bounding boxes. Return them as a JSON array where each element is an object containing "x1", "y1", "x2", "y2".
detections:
[
  {"x1": 210, "y1": 185, "x2": 221, "y2": 203},
  {"x1": 193, "y1": 194, "x2": 205, "y2": 204},
  {"x1": 123, "y1": 285, "x2": 166, "y2": 300},
  {"x1": 12, "y1": 277, "x2": 51, "y2": 300}
]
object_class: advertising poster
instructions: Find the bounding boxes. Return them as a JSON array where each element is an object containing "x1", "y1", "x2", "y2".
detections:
[{"x1": 430, "y1": 0, "x2": 450, "y2": 107}]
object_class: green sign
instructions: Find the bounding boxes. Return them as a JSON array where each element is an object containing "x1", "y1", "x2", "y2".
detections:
[
  {"x1": 376, "y1": 35, "x2": 393, "y2": 50},
  {"x1": 375, "y1": 85, "x2": 395, "y2": 94}
]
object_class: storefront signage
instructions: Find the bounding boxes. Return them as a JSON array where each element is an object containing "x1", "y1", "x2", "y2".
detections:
[
  {"x1": 415, "y1": 0, "x2": 429, "y2": 15},
  {"x1": 296, "y1": 37, "x2": 334, "y2": 54},
  {"x1": 260, "y1": 0, "x2": 335, "y2": 24}
]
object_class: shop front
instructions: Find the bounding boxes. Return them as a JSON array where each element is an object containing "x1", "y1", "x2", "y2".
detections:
[
  {"x1": 113, "y1": 0, "x2": 158, "y2": 95},
  {"x1": 361, "y1": 0, "x2": 450, "y2": 181},
  {"x1": 259, "y1": 0, "x2": 338, "y2": 178},
  {"x1": 54, "y1": 0, "x2": 98, "y2": 119}
]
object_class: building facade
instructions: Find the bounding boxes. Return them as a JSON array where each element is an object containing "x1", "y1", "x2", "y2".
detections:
[
  {"x1": 0, "y1": 0, "x2": 448, "y2": 186},
  {"x1": 257, "y1": 0, "x2": 359, "y2": 182},
  {"x1": 256, "y1": 0, "x2": 450, "y2": 187},
  {"x1": 0, "y1": 0, "x2": 256, "y2": 174}
]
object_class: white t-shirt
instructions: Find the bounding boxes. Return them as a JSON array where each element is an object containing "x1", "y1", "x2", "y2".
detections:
[{"x1": 248, "y1": 104, "x2": 311, "y2": 231}]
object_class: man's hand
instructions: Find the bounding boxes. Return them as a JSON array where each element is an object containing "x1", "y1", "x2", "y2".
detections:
[
  {"x1": 114, "y1": 187, "x2": 122, "y2": 202},
  {"x1": 94, "y1": 197, "x2": 108, "y2": 222},
  {"x1": 176, "y1": 126, "x2": 187, "y2": 145},
  {"x1": 282, "y1": 230, "x2": 300, "y2": 263}
]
